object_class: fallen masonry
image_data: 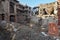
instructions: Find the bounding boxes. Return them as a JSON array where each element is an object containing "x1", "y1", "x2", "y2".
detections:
[{"x1": 0, "y1": 20, "x2": 60, "y2": 40}]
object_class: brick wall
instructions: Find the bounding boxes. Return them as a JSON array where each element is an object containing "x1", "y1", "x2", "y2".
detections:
[{"x1": 57, "y1": 8, "x2": 60, "y2": 25}]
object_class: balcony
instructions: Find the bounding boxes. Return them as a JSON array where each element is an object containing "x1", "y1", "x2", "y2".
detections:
[
  {"x1": 24, "y1": 8, "x2": 31, "y2": 11},
  {"x1": 13, "y1": 0, "x2": 19, "y2": 3},
  {"x1": 24, "y1": 8, "x2": 29, "y2": 10},
  {"x1": 10, "y1": 0, "x2": 19, "y2": 3},
  {"x1": 16, "y1": 7, "x2": 24, "y2": 11}
]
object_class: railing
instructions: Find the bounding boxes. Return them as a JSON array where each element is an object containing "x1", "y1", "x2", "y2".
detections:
[{"x1": 16, "y1": 7, "x2": 24, "y2": 10}]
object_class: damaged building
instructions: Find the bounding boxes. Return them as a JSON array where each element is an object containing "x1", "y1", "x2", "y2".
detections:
[
  {"x1": 33, "y1": 2, "x2": 58, "y2": 19},
  {"x1": 32, "y1": 2, "x2": 58, "y2": 24},
  {"x1": 0, "y1": 0, "x2": 32, "y2": 24}
]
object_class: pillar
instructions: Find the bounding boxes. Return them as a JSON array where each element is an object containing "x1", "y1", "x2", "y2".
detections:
[{"x1": 57, "y1": 0, "x2": 60, "y2": 26}]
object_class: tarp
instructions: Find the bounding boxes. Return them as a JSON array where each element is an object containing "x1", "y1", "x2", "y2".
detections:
[{"x1": 48, "y1": 22, "x2": 59, "y2": 36}]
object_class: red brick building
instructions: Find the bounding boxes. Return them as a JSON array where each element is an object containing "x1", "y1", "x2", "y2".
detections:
[{"x1": 57, "y1": 0, "x2": 60, "y2": 25}]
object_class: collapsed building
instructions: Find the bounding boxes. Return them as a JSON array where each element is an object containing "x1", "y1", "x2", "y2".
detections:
[
  {"x1": 0, "y1": 0, "x2": 32, "y2": 24},
  {"x1": 32, "y1": 2, "x2": 58, "y2": 24},
  {"x1": 37, "y1": 2, "x2": 57, "y2": 18},
  {"x1": 0, "y1": 0, "x2": 32, "y2": 40},
  {"x1": 32, "y1": 2, "x2": 58, "y2": 35},
  {"x1": 33, "y1": 1, "x2": 60, "y2": 37}
]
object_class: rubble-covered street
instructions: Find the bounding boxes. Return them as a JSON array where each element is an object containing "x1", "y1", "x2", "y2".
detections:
[
  {"x1": 0, "y1": 0, "x2": 60, "y2": 40},
  {"x1": 0, "y1": 20, "x2": 59, "y2": 40}
]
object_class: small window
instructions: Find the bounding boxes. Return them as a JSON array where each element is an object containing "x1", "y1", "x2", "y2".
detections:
[
  {"x1": 0, "y1": 14, "x2": 5, "y2": 20},
  {"x1": 2, "y1": 14, "x2": 4, "y2": 20},
  {"x1": 10, "y1": 2, "x2": 14, "y2": 13},
  {"x1": 29, "y1": 11, "x2": 30, "y2": 13}
]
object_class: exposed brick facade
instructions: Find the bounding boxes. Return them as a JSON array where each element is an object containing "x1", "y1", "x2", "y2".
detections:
[{"x1": 57, "y1": 0, "x2": 60, "y2": 25}]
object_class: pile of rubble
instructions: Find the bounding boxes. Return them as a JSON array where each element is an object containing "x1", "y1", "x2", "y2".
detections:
[
  {"x1": 0, "y1": 20, "x2": 11, "y2": 40},
  {"x1": 0, "y1": 20, "x2": 59, "y2": 40}
]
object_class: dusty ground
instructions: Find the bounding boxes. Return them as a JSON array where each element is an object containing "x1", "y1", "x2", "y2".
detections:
[{"x1": 0, "y1": 21, "x2": 59, "y2": 40}]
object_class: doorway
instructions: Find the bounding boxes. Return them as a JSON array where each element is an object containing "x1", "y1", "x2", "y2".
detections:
[{"x1": 10, "y1": 15, "x2": 15, "y2": 22}]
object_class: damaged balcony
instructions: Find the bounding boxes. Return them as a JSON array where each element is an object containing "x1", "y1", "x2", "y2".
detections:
[
  {"x1": 16, "y1": 4, "x2": 24, "y2": 11},
  {"x1": 10, "y1": 0, "x2": 19, "y2": 3}
]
